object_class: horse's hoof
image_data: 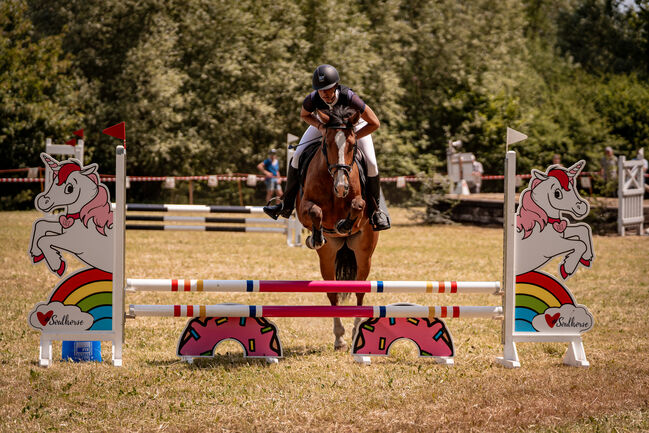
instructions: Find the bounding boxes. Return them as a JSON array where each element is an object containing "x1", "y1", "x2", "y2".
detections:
[
  {"x1": 305, "y1": 235, "x2": 326, "y2": 250},
  {"x1": 32, "y1": 254, "x2": 44, "y2": 263},
  {"x1": 56, "y1": 261, "x2": 66, "y2": 277},
  {"x1": 579, "y1": 258, "x2": 591, "y2": 267},
  {"x1": 334, "y1": 343, "x2": 348, "y2": 352},
  {"x1": 334, "y1": 219, "x2": 352, "y2": 235}
]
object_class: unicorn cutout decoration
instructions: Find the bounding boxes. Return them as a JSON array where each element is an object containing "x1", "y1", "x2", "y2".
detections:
[
  {"x1": 515, "y1": 160, "x2": 594, "y2": 280},
  {"x1": 29, "y1": 153, "x2": 114, "y2": 276}
]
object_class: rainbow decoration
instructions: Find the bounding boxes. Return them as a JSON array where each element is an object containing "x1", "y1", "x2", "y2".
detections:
[
  {"x1": 48, "y1": 268, "x2": 113, "y2": 331},
  {"x1": 515, "y1": 271, "x2": 575, "y2": 332}
]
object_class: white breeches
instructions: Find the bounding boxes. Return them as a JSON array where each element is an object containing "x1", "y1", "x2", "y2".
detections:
[{"x1": 291, "y1": 121, "x2": 379, "y2": 177}]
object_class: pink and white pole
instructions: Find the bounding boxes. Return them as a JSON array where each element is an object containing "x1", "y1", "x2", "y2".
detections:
[
  {"x1": 126, "y1": 279, "x2": 500, "y2": 294},
  {"x1": 129, "y1": 304, "x2": 503, "y2": 319}
]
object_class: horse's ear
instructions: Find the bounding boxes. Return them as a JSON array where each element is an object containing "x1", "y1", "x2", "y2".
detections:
[
  {"x1": 348, "y1": 110, "x2": 361, "y2": 126},
  {"x1": 316, "y1": 109, "x2": 330, "y2": 125},
  {"x1": 566, "y1": 160, "x2": 585, "y2": 178}
]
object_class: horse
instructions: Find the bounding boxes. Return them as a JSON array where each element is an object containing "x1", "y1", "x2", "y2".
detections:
[
  {"x1": 29, "y1": 153, "x2": 114, "y2": 276},
  {"x1": 296, "y1": 105, "x2": 380, "y2": 350},
  {"x1": 515, "y1": 160, "x2": 594, "y2": 280}
]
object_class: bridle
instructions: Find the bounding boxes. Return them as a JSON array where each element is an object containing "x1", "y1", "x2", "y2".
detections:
[{"x1": 320, "y1": 121, "x2": 357, "y2": 185}]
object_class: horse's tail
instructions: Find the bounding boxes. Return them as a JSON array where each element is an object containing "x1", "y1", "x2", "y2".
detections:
[{"x1": 335, "y1": 243, "x2": 357, "y2": 301}]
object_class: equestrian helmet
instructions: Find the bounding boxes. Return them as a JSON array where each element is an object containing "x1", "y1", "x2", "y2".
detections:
[{"x1": 312, "y1": 64, "x2": 340, "y2": 90}]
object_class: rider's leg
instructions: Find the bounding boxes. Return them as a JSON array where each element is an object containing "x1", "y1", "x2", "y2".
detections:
[
  {"x1": 263, "y1": 126, "x2": 321, "y2": 219},
  {"x1": 356, "y1": 131, "x2": 391, "y2": 231}
]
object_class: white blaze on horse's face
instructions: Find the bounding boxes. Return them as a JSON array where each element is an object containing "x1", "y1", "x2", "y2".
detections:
[{"x1": 333, "y1": 130, "x2": 349, "y2": 198}]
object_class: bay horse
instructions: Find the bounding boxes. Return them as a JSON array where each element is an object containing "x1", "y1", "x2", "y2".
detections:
[{"x1": 296, "y1": 106, "x2": 379, "y2": 350}]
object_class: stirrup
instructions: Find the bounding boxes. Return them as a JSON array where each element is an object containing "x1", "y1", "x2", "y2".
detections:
[
  {"x1": 263, "y1": 197, "x2": 283, "y2": 220},
  {"x1": 371, "y1": 210, "x2": 391, "y2": 231}
]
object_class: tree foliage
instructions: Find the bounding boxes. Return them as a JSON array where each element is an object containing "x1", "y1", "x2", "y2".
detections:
[{"x1": 1, "y1": 0, "x2": 648, "y2": 204}]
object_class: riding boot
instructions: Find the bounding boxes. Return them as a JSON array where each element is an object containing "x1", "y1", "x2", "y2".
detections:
[
  {"x1": 263, "y1": 165, "x2": 300, "y2": 220},
  {"x1": 366, "y1": 175, "x2": 391, "y2": 231}
]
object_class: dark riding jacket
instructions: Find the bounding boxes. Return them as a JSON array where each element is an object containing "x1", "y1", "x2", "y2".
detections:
[{"x1": 302, "y1": 85, "x2": 366, "y2": 114}]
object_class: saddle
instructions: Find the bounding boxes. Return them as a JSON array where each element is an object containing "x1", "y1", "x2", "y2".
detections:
[{"x1": 296, "y1": 140, "x2": 368, "y2": 194}]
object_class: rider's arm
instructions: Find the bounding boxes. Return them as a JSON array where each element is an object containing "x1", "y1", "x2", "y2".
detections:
[
  {"x1": 300, "y1": 107, "x2": 326, "y2": 134},
  {"x1": 355, "y1": 104, "x2": 380, "y2": 140}
]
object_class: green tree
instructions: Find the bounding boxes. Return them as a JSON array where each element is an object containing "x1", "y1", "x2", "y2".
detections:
[{"x1": 0, "y1": 0, "x2": 87, "y2": 170}]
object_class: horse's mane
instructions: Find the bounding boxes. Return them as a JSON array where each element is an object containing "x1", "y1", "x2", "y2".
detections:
[
  {"x1": 80, "y1": 182, "x2": 113, "y2": 236},
  {"x1": 516, "y1": 178, "x2": 548, "y2": 239},
  {"x1": 324, "y1": 106, "x2": 357, "y2": 128}
]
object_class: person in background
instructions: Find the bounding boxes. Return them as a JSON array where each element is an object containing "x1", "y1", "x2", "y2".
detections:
[
  {"x1": 469, "y1": 159, "x2": 483, "y2": 193},
  {"x1": 599, "y1": 146, "x2": 618, "y2": 196},
  {"x1": 552, "y1": 154, "x2": 562, "y2": 167},
  {"x1": 257, "y1": 149, "x2": 282, "y2": 204}
]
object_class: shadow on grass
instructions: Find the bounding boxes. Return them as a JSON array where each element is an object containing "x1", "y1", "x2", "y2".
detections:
[{"x1": 141, "y1": 344, "x2": 334, "y2": 369}]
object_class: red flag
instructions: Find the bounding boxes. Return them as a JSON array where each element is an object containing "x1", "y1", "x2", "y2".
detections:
[
  {"x1": 102, "y1": 122, "x2": 126, "y2": 141},
  {"x1": 73, "y1": 129, "x2": 84, "y2": 138},
  {"x1": 65, "y1": 138, "x2": 77, "y2": 146}
]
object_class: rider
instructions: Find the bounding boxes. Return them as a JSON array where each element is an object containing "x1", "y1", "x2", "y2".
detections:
[{"x1": 263, "y1": 64, "x2": 391, "y2": 231}]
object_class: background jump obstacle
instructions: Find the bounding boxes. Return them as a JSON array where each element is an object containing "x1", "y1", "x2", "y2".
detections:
[
  {"x1": 29, "y1": 145, "x2": 594, "y2": 368},
  {"x1": 122, "y1": 203, "x2": 303, "y2": 247}
]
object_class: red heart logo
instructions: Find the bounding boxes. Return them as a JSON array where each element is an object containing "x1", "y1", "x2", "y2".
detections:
[
  {"x1": 37, "y1": 310, "x2": 54, "y2": 326},
  {"x1": 545, "y1": 312, "x2": 560, "y2": 328}
]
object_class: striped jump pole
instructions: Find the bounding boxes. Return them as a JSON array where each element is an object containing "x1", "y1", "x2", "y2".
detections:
[
  {"x1": 126, "y1": 279, "x2": 501, "y2": 294},
  {"x1": 125, "y1": 224, "x2": 286, "y2": 233},
  {"x1": 126, "y1": 215, "x2": 286, "y2": 225},
  {"x1": 129, "y1": 304, "x2": 503, "y2": 319},
  {"x1": 125, "y1": 203, "x2": 266, "y2": 214}
]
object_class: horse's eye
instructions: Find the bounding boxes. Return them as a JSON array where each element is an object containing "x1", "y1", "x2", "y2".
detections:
[
  {"x1": 64, "y1": 184, "x2": 74, "y2": 194},
  {"x1": 554, "y1": 189, "x2": 562, "y2": 199}
]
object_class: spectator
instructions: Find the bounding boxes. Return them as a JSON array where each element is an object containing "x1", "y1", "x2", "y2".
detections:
[
  {"x1": 258, "y1": 149, "x2": 282, "y2": 204},
  {"x1": 600, "y1": 146, "x2": 618, "y2": 196},
  {"x1": 552, "y1": 154, "x2": 562, "y2": 167},
  {"x1": 469, "y1": 159, "x2": 483, "y2": 194}
]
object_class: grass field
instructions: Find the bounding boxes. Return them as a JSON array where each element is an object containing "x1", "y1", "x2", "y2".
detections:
[{"x1": 1, "y1": 208, "x2": 648, "y2": 432}]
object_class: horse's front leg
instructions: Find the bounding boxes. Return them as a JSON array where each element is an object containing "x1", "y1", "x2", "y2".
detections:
[
  {"x1": 563, "y1": 224, "x2": 594, "y2": 266},
  {"x1": 335, "y1": 196, "x2": 365, "y2": 235},
  {"x1": 301, "y1": 199, "x2": 326, "y2": 250},
  {"x1": 30, "y1": 219, "x2": 63, "y2": 263}
]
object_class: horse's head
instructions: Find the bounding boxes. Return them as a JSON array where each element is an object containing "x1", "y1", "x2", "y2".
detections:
[
  {"x1": 36, "y1": 153, "x2": 100, "y2": 213},
  {"x1": 530, "y1": 160, "x2": 589, "y2": 219},
  {"x1": 317, "y1": 106, "x2": 361, "y2": 198}
]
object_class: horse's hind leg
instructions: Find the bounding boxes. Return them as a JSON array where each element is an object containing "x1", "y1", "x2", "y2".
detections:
[
  {"x1": 348, "y1": 228, "x2": 379, "y2": 340},
  {"x1": 318, "y1": 239, "x2": 347, "y2": 351},
  {"x1": 327, "y1": 293, "x2": 347, "y2": 350}
]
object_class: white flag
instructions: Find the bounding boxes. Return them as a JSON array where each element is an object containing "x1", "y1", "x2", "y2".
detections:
[
  {"x1": 506, "y1": 127, "x2": 528, "y2": 146},
  {"x1": 287, "y1": 133, "x2": 299, "y2": 144}
]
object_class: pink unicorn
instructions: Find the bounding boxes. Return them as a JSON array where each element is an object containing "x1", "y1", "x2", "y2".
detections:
[
  {"x1": 29, "y1": 154, "x2": 114, "y2": 276},
  {"x1": 515, "y1": 160, "x2": 594, "y2": 280}
]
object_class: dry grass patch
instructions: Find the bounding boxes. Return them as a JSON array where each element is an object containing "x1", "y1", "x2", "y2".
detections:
[{"x1": 0, "y1": 208, "x2": 648, "y2": 432}]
